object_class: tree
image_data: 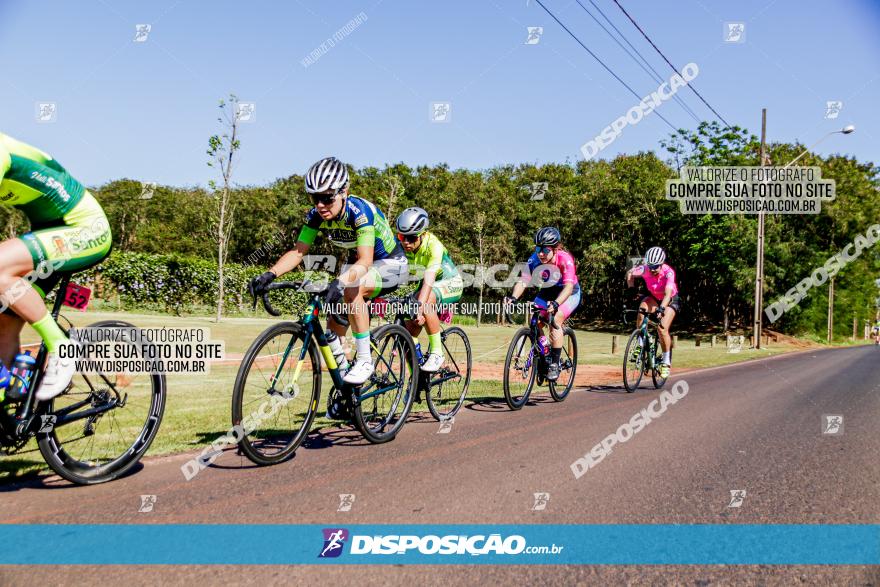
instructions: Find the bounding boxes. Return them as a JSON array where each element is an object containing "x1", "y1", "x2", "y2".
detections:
[{"x1": 207, "y1": 94, "x2": 243, "y2": 322}]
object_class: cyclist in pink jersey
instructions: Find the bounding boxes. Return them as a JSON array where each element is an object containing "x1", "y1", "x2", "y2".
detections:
[
  {"x1": 626, "y1": 246, "x2": 680, "y2": 378},
  {"x1": 504, "y1": 227, "x2": 581, "y2": 381}
]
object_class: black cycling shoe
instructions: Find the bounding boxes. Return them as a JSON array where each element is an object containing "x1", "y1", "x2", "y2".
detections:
[{"x1": 547, "y1": 362, "x2": 561, "y2": 381}]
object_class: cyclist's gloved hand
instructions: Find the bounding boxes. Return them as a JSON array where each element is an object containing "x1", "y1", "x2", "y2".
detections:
[
  {"x1": 503, "y1": 295, "x2": 517, "y2": 306},
  {"x1": 547, "y1": 300, "x2": 559, "y2": 314},
  {"x1": 249, "y1": 271, "x2": 276, "y2": 298},
  {"x1": 657, "y1": 305, "x2": 666, "y2": 316}
]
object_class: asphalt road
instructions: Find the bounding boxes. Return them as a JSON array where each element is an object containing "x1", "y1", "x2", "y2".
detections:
[{"x1": 1, "y1": 345, "x2": 878, "y2": 585}]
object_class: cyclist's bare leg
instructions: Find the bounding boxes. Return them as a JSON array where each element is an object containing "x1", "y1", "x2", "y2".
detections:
[
  {"x1": 548, "y1": 313, "x2": 565, "y2": 347},
  {"x1": 404, "y1": 289, "x2": 440, "y2": 338},
  {"x1": 0, "y1": 239, "x2": 47, "y2": 323},
  {"x1": 640, "y1": 296, "x2": 667, "y2": 352},
  {"x1": 0, "y1": 239, "x2": 49, "y2": 364},
  {"x1": 657, "y1": 307, "x2": 675, "y2": 352},
  {"x1": 422, "y1": 290, "x2": 440, "y2": 336},
  {"x1": 0, "y1": 312, "x2": 24, "y2": 368}
]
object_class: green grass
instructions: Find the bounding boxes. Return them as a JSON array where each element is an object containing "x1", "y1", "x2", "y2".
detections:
[{"x1": 0, "y1": 310, "x2": 836, "y2": 481}]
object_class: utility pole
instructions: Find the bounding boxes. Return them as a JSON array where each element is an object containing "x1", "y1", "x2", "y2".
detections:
[
  {"x1": 826, "y1": 277, "x2": 834, "y2": 343},
  {"x1": 753, "y1": 109, "x2": 767, "y2": 349}
]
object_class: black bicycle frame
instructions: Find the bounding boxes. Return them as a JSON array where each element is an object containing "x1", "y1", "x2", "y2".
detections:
[
  {"x1": 269, "y1": 291, "x2": 398, "y2": 404},
  {"x1": 1, "y1": 273, "x2": 121, "y2": 445},
  {"x1": 383, "y1": 297, "x2": 462, "y2": 389}
]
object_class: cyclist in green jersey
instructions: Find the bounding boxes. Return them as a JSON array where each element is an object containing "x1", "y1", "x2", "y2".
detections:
[
  {"x1": 248, "y1": 157, "x2": 408, "y2": 385},
  {"x1": 0, "y1": 132, "x2": 112, "y2": 400},
  {"x1": 395, "y1": 207, "x2": 463, "y2": 372}
]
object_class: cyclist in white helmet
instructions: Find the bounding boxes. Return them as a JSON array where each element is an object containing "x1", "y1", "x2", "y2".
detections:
[
  {"x1": 626, "y1": 246, "x2": 680, "y2": 378},
  {"x1": 250, "y1": 156, "x2": 407, "y2": 385},
  {"x1": 395, "y1": 207, "x2": 463, "y2": 372}
]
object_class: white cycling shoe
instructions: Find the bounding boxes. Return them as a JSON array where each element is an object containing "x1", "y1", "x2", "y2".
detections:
[
  {"x1": 343, "y1": 360, "x2": 374, "y2": 385},
  {"x1": 421, "y1": 353, "x2": 444, "y2": 373},
  {"x1": 36, "y1": 351, "x2": 76, "y2": 401}
]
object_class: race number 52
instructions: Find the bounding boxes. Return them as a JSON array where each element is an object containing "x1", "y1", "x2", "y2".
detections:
[{"x1": 62, "y1": 283, "x2": 92, "y2": 311}]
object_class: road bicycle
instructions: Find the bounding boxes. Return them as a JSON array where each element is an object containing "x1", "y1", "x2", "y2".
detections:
[
  {"x1": 502, "y1": 303, "x2": 578, "y2": 410},
  {"x1": 376, "y1": 295, "x2": 472, "y2": 421},
  {"x1": 622, "y1": 307, "x2": 670, "y2": 392},
  {"x1": 232, "y1": 280, "x2": 418, "y2": 466},
  {"x1": 0, "y1": 271, "x2": 166, "y2": 484}
]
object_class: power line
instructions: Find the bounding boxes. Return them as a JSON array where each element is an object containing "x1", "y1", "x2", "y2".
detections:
[
  {"x1": 532, "y1": 0, "x2": 679, "y2": 132},
  {"x1": 610, "y1": 0, "x2": 733, "y2": 128},
  {"x1": 583, "y1": 0, "x2": 703, "y2": 123},
  {"x1": 573, "y1": 0, "x2": 702, "y2": 124}
]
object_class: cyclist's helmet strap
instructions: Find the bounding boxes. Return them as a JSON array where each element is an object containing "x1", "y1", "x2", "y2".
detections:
[
  {"x1": 534, "y1": 227, "x2": 561, "y2": 247},
  {"x1": 645, "y1": 246, "x2": 666, "y2": 266},
  {"x1": 305, "y1": 156, "x2": 350, "y2": 194},
  {"x1": 396, "y1": 207, "x2": 430, "y2": 235}
]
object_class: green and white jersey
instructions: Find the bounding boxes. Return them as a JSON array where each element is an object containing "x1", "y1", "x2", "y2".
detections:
[
  {"x1": 0, "y1": 133, "x2": 87, "y2": 225},
  {"x1": 404, "y1": 231, "x2": 458, "y2": 280}
]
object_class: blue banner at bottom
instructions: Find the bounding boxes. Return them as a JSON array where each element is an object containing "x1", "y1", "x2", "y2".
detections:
[{"x1": 1, "y1": 524, "x2": 877, "y2": 565}]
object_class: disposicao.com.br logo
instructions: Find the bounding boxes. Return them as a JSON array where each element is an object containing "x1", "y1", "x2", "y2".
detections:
[{"x1": 318, "y1": 529, "x2": 563, "y2": 558}]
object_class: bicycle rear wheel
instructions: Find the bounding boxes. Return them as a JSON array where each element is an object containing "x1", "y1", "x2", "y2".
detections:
[
  {"x1": 549, "y1": 327, "x2": 578, "y2": 401},
  {"x1": 425, "y1": 326, "x2": 472, "y2": 421},
  {"x1": 354, "y1": 324, "x2": 417, "y2": 444},
  {"x1": 37, "y1": 321, "x2": 166, "y2": 485},
  {"x1": 622, "y1": 330, "x2": 645, "y2": 392},
  {"x1": 232, "y1": 322, "x2": 320, "y2": 465},
  {"x1": 503, "y1": 328, "x2": 536, "y2": 410}
]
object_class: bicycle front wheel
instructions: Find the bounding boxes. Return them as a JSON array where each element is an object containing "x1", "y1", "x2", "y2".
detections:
[
  {"x1": 503, "y1": 327, "x2": 536, "y2": 410},
  {"x1": 232, "y1": 322, "x2": 320, "y2": 466},
  {"x1": 38, "y1": 321, "x2": 166, "y2": 485},
  {"x1": 549, "y1": 327, "x2": 578, "y2": 401},
  {"x1": 425, "y1": 326, "x2": 472, "y2": 421},
  {"x1": 622, "y1": 330, "x2": 645, "y2": 392},
  {"x1": 354, "y1": 324, "x2": 417, "y2": 444},
  {"x1": 651, "y1": 340, "x2": 670, "y2": 389}
]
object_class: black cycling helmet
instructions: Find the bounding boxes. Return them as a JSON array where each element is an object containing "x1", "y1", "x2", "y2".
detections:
[{"x1": 534, "y1": 227, "x2": 561, "y2": 247}]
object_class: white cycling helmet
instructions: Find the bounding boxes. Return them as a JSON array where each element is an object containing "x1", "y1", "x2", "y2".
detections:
[
  {"x1": 645, "y1": 246, "x2": 666, "y2": 267},
  {"x1": 304, "y1": 156, "x2": 349, "y2": 194},
  {"x1": 396, "y1": 207, "x2": 430, "y2": 236}
]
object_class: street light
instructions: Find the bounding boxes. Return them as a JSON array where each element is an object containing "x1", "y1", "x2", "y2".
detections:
[
  {"x1": 782, "y1": 125, "x2": 856, "y2": 169},
  {"x1": 752, "y1": 121, "x2": 855, "y2": 349}
]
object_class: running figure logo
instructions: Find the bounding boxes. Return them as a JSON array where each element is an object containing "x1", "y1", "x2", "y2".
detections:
[
  {"x1": 824, "y1": 101, "x2": 843, "y2": 120},
  {"x1": 318, "y1": 528, "x2": 349, "y2": 558},
  {"x1": 138, "y1": 495, "x2": 157, "y2": 513},
  {"x1": 36, "y1": 103, "x2": 57, "y2": 123},
  {"x1": 525, "y1": 27, "x2": 543, "y2": 45},
  {"x1": 337, "y1": 494, "x2": 356, "y2": 512},
  {"x1": 727, "y1": 489, "x2": 746, "y2": 508},
  {"x1": 723, "y1": 22, "x2": 745, "y2": 43},
  {"x1": 528, "y1": 182, "x2": 548, "y2": 201},
  {"x1": 430, "y1": 102, "x2": 451, "y2": 123},
  {"x1": 532, "y1": 492, "x2": 550, "y2": 511},
  {"x1": 134, "y1": 24, "x2": 152, "y2": 43},
  {"x1": 822, "y1": 414, "x2": 843, "y2": 435},
  {"x1": 38, "y1": 415, "x2": 57, "y2": 433}
]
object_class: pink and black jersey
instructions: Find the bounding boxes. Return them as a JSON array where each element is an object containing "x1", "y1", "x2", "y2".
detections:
[
  {"x1": 631, "y1": 263, "x2": 678, "y2": 299},
  {"x1": 521, "y1": 249, "x2": 580, "y2": 299}
]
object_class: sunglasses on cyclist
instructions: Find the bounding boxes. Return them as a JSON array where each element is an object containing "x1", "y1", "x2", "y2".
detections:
[
  {"x1": 648, "y1": 263, "x2": 662, "y2": 271},
  {"x1": 397, "y1": 233, "x2": 420, "y2": 244},
  {"x1": 310, "y1": 189, "x2": 342, "y2": 206},
  {"x1": 535, "y1": 245, "x2": 554, "y2": 255}
]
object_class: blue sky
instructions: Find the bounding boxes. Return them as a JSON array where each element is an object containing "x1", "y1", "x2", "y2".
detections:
[{"x1": 1, "y1": 0, "x2": 878, "y2": 187}]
